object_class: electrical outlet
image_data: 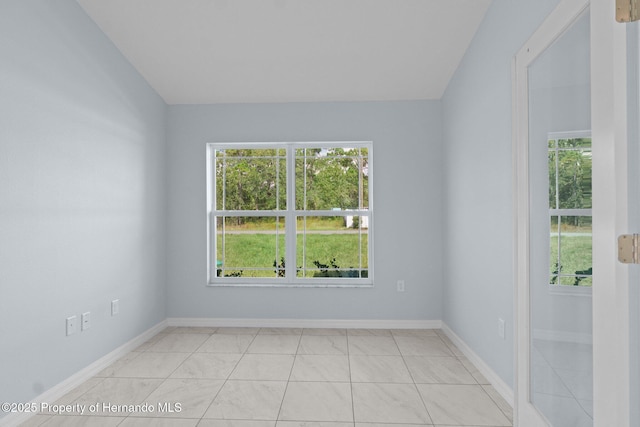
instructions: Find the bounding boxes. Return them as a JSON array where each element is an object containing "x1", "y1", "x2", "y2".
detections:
[
  {"x1": 81, "y1": 312, "x2": 91, "y2": 331},
  {"x1": 111, "y1": 299, "x2": 119, "y2": 316},
  {"x1": 66, "y1": 316, "x2": 77, "y2": 336},
  {"x1": 498, "y1": 318, "x2": 505, "y2": 339},
  {"x1": 397, "y1": 280, "x2": 405, "y2": 292}
]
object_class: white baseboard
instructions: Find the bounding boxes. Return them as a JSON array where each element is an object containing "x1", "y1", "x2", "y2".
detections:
[
  {"x1": 0, "y1": 320, "x2": 168, "y2": 427},
  {"x1": 167, "y1": 317, "x2": 442, "y2": 330},
  {"x1": 441, "y1": 322, "x2": 514, "y2": 408}
]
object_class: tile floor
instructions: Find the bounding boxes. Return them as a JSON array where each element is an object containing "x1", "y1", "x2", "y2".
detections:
[
  {"x1": 531, "y1": 339, "x2": 593, "y2": 427},
  {"x1": 21, "y1": 327, "x2": 513, "y2": 427}
]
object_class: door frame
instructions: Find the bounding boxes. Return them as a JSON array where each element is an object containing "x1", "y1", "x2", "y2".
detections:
[
  {"x1": 513, "y1": 0, "x2": 631, "y2": 425},
  {"x1": 590, "y1": 0, "x2": 630, "y2": 424}
]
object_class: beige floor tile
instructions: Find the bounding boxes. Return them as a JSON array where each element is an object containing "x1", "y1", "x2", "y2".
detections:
[
  {"x1": 170, "y1": 353, "x2": 242, "y2": 379},
  {"x1": 279, "y1": 382, "x2": 353, "y2": 422},
  {"x1": 74, "y1": 378, "x2": 163, "y2": 416},
  {"x1": 135, "y1": 333, "x2": 170, "y2": 352},
  {"x1": 298, "y1": 335, "x2": 348, "y2": 355},
  {"x1": 355, "y1": 423, "x2": 432, "y2": 427},
  {"x1": 110, "y1": 352, "x2": 189, "y2": 378},
  {"x1": 279, "y1": 422, "x2": 352, "y2": 427},
  {"x1": 29, "y1": 328, "x2": 521, "y2": 427},
  {"x1": 95, "y1": 353, "x2": 143, "y2": 378},
  {"x1": 404, "y1": 356, "x2": 476, "y2": 384},
  {"x1": 215, "y1": 327, "x2": 260, "y2": 335},
  {"x1": 349, "y1": 355, "x2": 412, "y2": 383},
  {"x1": 355, "y1": 424, "x2": 431, "y2": 427},
  {"x1": 258, "y1": 328, "x2": 302, "y2": 335},
  {"x1": 481, "y1": 385, "x2": 513, "y2": 423},
  {"x1": 435, "y1": 334, "x2": 465, "y2": 357},
  {"x1": 230, "y1": 354, "x2": 295, "y2": 380},
  {"x1": 290, "y1": 355, "x2": 350, "y2": 382},
  {"x1": 204, "y1": 380, "x2": 287, "y2": 420},
  {"x1": 351, "y1": 383, "x2": 431, "y2": 424},
  {"x1": 137, "y1": 378, "x2": 224, "y2": 418},
  {"x1": 199, "y1": 421, "x2": 276, "y2": 427},
  {"x1": 458, "y1": 357, "x2": 490, "y2": 385},
  {"x1": 417, "y1": 384, "x2": 511, "y2": 426},
  {"x1": 39, "y1": 416, "x2": 124, "y2": 426},
  {"x1": 48, "y1": 377, "x2": 104, "y2": 407},
  {"x1": 198, "y1": 334, "x2": 255, "y2": 354},
  {"x1": 16, "y1": 414, "x2": 52, "y2": 426},
  {"x1": 120, "y1": 417, "x2": 199, "y2": 426},
  {"x1": 246, "y1": 335, "x2": 300, "y2": 354},
  {"x1": 302, "y1": 328, "x2": 347, "y2": 336},
  {"x1": 347, "y1": 329, "x2": 392, "y2": 336},
  {"x1": 393, "y1": 336, "x2": 453, "y2": 357},
  {"x1": 347, "y1": 336, "x2": 400, "y2": 356},
  {"x1": 146, "y1": 333, "x2": 210, "y2": 353}
]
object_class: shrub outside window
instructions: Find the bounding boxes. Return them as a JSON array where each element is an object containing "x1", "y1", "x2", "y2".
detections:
[{"x1": 206, "y1": 142, "x2": 373, "y2": 286}]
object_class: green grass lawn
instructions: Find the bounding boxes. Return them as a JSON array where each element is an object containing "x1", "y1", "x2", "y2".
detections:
[
  {"x1": 216, "y1": 233, "x2": 368, "y2": 278},
  {"x1": 550, "y1": 234, "x2": 592, "y2": 286},
  {"x1": 221, "y1": 217, "x2": 346, "y2": 231}
]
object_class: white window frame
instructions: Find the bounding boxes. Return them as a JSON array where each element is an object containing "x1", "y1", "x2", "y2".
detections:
[
  {"x1": 206, "y1": 141, "x2": 374, "y2": 287},
  {"x1": 547, "y1": 130, "x2": 592, "y2": 295}
]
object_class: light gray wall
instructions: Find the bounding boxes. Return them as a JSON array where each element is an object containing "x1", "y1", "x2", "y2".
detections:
[
  {"x1": 166, "y1": 101, "x2": 443, "y2": 320},
  {"x1": 0, "y1": 0, "x2": 167, "y2": 409},
  {"x1": 441, "y1": 0, "x2": 561, "y2": 388}
]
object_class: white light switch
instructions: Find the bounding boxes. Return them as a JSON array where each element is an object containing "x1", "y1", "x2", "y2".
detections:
[
  {"x1": 66, "y1": 316, "x2": 77, "y2": 336},
  {"x1": 111, "y1": 299, "x2": 119, "y2": 316}
]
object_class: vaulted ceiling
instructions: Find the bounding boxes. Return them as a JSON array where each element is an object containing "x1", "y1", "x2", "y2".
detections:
[{"x1": 77, "y1": 0, "x2": 491, "y2": 105}]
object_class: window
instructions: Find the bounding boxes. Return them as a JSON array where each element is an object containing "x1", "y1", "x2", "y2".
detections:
[
  {"x1": 548, "y1": 131, "x2": 592, "y2": 287},
  {"x1": 207, "y1": 142, "x2": 372, "y2": 286}
]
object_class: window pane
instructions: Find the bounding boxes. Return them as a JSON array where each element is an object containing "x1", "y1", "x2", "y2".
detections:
[
  {"x1": 550, "y1": 215, "x2": 592, "y2": 286},
  {"x1": 556, "y1": 145, "x2": 592, "y2": 209},
  {"x1": 215, "y1": 148, "x2": 286, "y2": 210},
  {"x1": 295, "y1": 215, "x2": 368, "y2": 278},
  {"x1": 216, "y1": 216, "x2": 285, "y2": 278},
  {"x1": 548, "y1": 150, "x2": 557, "y2": 209},
  {"x1": 558, "y1": 137, "x2": 591, "y2": 149},
  {"x1": 295, "y1": 147, "x2": 369, "y2": 211},
  {"x1": 559, "y1": 216, "x2": 592, "y2": 275},
  {"x1": 550, "y1": 216, "x2": 560, "y2": 280},
  {"x1": 558, "y1": 275, "x2": 592, "y2": 286}
]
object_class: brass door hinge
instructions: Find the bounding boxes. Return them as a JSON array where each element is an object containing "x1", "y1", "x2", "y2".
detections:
[
  {"x1": 617, "y1": 0, "x2": 640, "y2": 23},
  {"x1": 618, "y1": 234, "x2": 640, "y2": 263}
]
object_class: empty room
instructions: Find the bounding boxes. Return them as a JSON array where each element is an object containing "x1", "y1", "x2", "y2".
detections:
[{"x1": 1, "y1": 0, "x2": 638, "y2": 426}]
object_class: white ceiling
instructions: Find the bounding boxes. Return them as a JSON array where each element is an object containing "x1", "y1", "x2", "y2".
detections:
[{"x1": 76, "y1": 0, "x2": 491, "y2": 105}]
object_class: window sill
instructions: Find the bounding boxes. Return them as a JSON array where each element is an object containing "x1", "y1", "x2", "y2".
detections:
[
  {"x1": 547, "y1": 283, "x2": 592, "y2": 296},
  {"x1": 207, "y1": 280, "x2": 374, "y2": 289}
]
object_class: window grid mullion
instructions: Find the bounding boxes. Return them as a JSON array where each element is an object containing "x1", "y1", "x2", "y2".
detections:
[{"x1": 286, "y1": 146, "x2": 296, "y2": 282}]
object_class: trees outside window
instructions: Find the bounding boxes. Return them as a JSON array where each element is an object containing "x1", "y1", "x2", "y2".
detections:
[
  {"x1": 207, "y1": 142, "x2": 372, "y2": 286},
  {"x1": 548, "y1": 132, "x2": 592, "y2": 286}
]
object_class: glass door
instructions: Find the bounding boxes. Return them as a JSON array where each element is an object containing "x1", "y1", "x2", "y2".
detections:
[{"x1": 527, "y1": 9, "x2": 593, "y2": 426}]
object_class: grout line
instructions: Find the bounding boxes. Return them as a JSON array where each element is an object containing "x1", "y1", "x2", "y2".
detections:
[
  {"x1": 198, "y1": 331, "x2": 259, "y2": 424},
  {"x1": 390, "y1": 331, "x2": 435, "y2": 425},
  {"x1": 346, "y1": 328, "x2": 357, "y2": 425},
  {"x1": 273, "y1": 331, "x2": 303, "y2": 422}
]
